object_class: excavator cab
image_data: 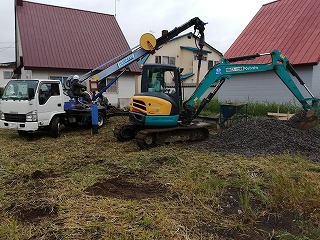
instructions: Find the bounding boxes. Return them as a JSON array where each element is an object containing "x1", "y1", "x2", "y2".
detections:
[
  {"x1": 129, "y1": 64, "x2": 182, "y2": 127},
  {"x1": 141, "y1": 64, "x2": 180, "y2": 94}
]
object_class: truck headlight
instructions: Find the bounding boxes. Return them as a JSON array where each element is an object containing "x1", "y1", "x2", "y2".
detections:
[
  {"x1": 0, "y1": 110, "x2": 4, "y2": 120},
  {"x1": 26, "y1": 110, "x2": 38, "y2": 122}
]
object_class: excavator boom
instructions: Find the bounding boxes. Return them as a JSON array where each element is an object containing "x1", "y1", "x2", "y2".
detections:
[{"x1": 183, "y1": 49, "x2": 319, "y2": 128}]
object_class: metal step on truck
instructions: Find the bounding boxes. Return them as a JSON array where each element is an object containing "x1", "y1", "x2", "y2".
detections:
[{"x1": 0, "y1": 79, "x2": 112, "y2": 137}]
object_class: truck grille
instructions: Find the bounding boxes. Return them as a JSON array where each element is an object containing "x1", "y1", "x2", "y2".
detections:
[
  {"x1": 4, "y1": 114, "x2": 26, "y2": 122},
  {"x1": 132, "y1": 99, "x2": 146, "y2": 111}
]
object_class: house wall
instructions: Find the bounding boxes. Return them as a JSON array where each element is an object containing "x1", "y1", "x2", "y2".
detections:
[
  {"x1": 174, "y1": 37, "x2": 221, "y2": 84},
  {"x1": 15, "y1": 16, "x2": 22, "y2": 69},
  {"x1": 25, "y1": 69, "x2": 83, "y2": 80},
  {"x1": 216, "y1": 65, "x2": 315, "y2": 105},
  {"x1": 176, "y1": 85, "x2": 217, "y2": 102},
  {"x1": 0, "y1": 67, "x2": 15, "y2": 88},
  {"x1": 312, "y1": 64, "x2": 320, "y2": 98},
  {"x1": 108, "y1": 74, "x2": 136, "y2": 108},
  {"x1": 146, "y1": 35, "x2": 222, "y2": 84}
]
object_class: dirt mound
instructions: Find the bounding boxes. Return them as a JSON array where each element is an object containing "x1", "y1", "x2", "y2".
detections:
[{"x1": 191, "y1": 117, "x2": 320, "y2": 162}]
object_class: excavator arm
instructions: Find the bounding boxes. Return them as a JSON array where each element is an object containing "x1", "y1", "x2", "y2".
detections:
[
  {"x1": 182, "y1": 49, "x2": 319, "y2": 127},
  {"x1": 155, "y1": 17, "x2": 205, "y2": 49}
]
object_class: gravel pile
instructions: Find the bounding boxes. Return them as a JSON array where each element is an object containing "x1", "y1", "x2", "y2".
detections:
[{"x1": 191, "y1": 113, "x2": 320, "y2": 162}]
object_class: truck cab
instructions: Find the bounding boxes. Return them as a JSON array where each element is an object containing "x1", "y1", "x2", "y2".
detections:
[{"x1": 0, "y1": 79, "x2": 66, "y2": 136}]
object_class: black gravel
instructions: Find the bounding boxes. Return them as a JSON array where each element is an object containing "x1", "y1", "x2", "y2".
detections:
[{"x1": 190, "y1": 113, "x2": 320, "y2": 162}]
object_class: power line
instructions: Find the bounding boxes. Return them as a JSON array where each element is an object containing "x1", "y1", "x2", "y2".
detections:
[{"x1": 0, "y1": 42, "x2": 15, "y2": 53}]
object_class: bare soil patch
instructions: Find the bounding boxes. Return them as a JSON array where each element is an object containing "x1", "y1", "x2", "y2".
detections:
[
  {"x1": 7, "y1": 199, "x2": 58, "y2": 223},
  {"x1": 85, "y1": 176, "x2": 167, "y2": 200}
]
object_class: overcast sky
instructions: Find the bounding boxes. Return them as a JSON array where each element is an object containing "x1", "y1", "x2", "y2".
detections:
[{"x1": 0, "y1": 0, "x2": 272, "y2": 63}]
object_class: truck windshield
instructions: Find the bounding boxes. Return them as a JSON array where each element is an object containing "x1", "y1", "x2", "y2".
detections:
[{"x1": 1, "y1": 80, "x2": 38, "y2": 100}]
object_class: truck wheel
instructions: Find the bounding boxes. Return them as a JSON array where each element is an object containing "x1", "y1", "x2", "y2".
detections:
[
  {"x1": 97, "y1": 112, "x2": 105, "y2": 127},
  {"x1": 50, "y1": 116, "x2": 60, "y2": 138}
]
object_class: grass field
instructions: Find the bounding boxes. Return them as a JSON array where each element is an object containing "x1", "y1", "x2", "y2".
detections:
[{"x1": 0, "y1": 116, "x2": 320, "y2": 239}]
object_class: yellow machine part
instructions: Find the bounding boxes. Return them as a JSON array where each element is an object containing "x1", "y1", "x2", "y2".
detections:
[
  {"x1": 139, "y1": 33, "x2": 157, "y2": 51},
  {"x1": 130, "y1": 95, "x2": 172, "y2": 116}
]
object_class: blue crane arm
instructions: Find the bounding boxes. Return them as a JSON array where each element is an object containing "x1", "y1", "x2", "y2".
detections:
[
  {"x1": 80, "y1": 17, "x2": 206, "y2": 84},
  {"x1": 183, "y1": 49, "x2": 319, "y2": 120},
  {"x1": 87, "y1": 47, "x2": 148, "y2": 83},
  {"x1": 73, "y1": 17, "x2": 206, "y2": 103}
]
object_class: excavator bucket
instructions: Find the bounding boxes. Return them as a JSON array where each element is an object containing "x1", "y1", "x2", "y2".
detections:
[{"x1": 291, "y1": 109, "x2": 319, "y2": 130}]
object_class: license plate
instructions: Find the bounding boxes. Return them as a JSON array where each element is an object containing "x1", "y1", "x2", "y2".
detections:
[{"x1": 9, "y1": 123, "x2": 18, "y2": 129}]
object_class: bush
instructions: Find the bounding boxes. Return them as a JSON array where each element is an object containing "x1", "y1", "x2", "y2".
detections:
[{"x1": 202, "y1": 98, "x2": 301, "y2": 117}]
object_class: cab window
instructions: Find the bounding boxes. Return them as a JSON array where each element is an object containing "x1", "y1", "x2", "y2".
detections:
[{"x1": 38, "y1": 83, "x2": 60, "y2": 105}]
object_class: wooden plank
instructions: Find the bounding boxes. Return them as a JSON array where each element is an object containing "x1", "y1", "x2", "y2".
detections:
[{"x1": 267, "y1": 112, "x2": 294, "y2": 120}]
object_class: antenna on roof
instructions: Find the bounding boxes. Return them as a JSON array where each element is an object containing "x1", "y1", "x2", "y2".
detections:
[{"x1": 115, "y1": 0, "x2": 119, "y2": 18}]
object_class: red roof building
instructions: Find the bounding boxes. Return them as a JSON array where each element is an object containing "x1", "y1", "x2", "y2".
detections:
[
  {"x1": 224, "y1": 0, "x2": 319, "y2": 65},
  {"x1": 14, "y1": 0, "x2": 140, "y2": 107},
  {"x1": 15, "y1": 0, "x2": 140, "y2": 72},
  {"x1": 217, "y1": 0, "x2": 320, "y2": 105}
]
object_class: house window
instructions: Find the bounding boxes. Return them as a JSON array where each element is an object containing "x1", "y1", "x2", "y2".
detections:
[
  {"x1": 208, "y1": 60, "x2": 214, "y2": 70},
  {"x1": 155, "y1": 56, "x2": 161, "y2": 64},
  {"x1": 169, "y1": 57, "x2": 176, "y2": 65},
  {"x1": 99, "y1": 78, "x2": 118, "y2": 93},
  {"x1": 194, "y1": 54, "x2": 207, "y2": 61},
  {"x1": 3, "y1": 71, "x2": 13, "y2": 79},
  {"x1": 155, "y1": 56, "x2": 175, "y2": 65},
  {"x1": 50, "y1": 76, "x2": 68, "y2": 89},
  {"x1": 162, "y1": 56, "x2": 169, "y2": 64}
]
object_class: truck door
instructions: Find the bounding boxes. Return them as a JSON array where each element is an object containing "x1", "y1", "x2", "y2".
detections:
[{"x1": 37, "y1": 82, "x2": 64, "y2": 126}]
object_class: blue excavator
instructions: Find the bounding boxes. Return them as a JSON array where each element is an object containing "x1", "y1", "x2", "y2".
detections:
[
  {"x1": 114, "y1": 49, "x2": 319, "y2": 148},
  {"x1": 59, "y1": 16, "x2": 318, "y2": 148}
]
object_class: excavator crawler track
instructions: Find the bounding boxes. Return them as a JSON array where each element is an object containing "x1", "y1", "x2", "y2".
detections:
[
  {"x1": 113, "y1": 125, "x2": 143, "y2": 142},
  {"x1": 135, "y1": 125, "x2": 209, "y2": 149}
]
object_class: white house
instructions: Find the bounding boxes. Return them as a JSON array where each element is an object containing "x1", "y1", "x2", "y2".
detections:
[
  {"x1": 13, "y1": 0, "x2": 140, "y2": 108},
  {"x1": 142, "y1": 32, "x2": 223, "y2": 100}
]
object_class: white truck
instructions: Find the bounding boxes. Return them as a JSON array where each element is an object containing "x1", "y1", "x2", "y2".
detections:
[{"x1": 0, "y1": 79, "x2": 107, "y2": 137}]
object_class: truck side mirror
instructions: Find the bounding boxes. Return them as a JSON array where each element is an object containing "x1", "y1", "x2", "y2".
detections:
[{"x1": 28, "y1": 88, "x2": 35, "y2": 99}]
